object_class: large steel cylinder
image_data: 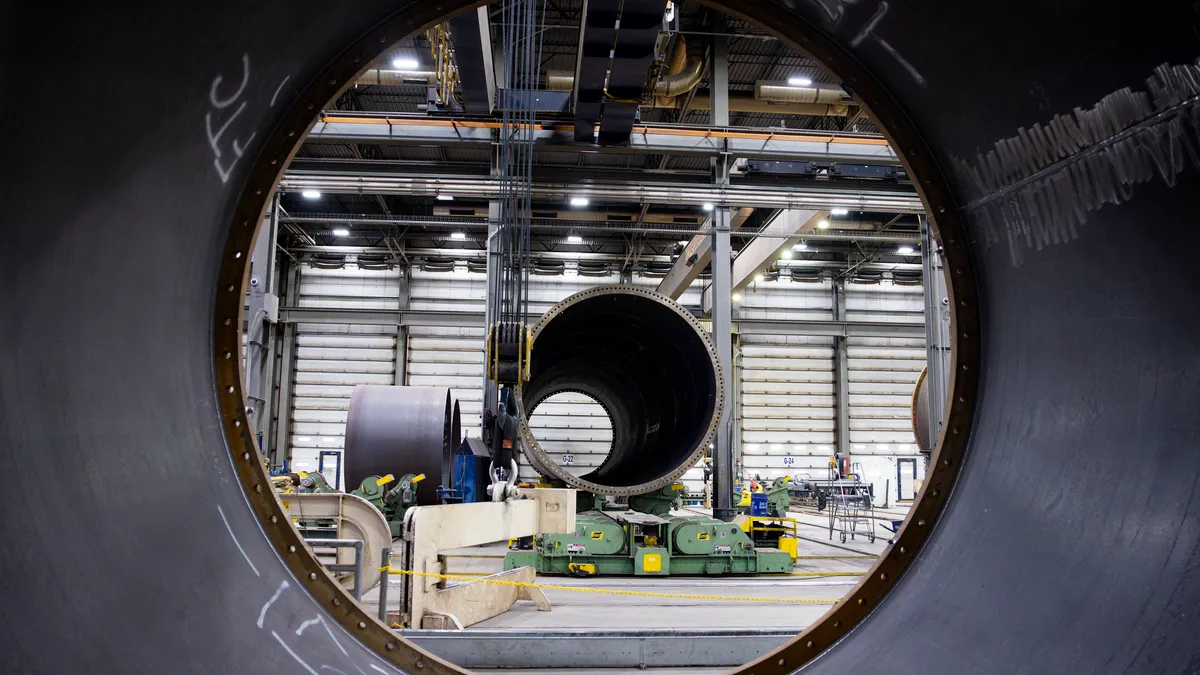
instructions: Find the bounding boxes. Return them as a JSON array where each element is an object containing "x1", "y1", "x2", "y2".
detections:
[
  {"x1": 516, "y1": 286, "x2": 724, "y2": 496},
  {"x1": 344, "y1": 385, "x2": 459, "y2": 505}
]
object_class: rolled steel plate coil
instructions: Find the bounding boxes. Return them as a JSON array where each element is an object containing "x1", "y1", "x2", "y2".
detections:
[{"x1": 345, "y1": 385, "x2": 458, "y2": 506}]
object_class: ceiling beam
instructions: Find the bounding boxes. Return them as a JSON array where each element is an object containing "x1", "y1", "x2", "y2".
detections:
[{"x1": 305, "y1": 115, "x2": 901, "y2": 165}]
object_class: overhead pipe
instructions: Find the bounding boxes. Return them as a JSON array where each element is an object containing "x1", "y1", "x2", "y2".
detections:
[
  {"x1": 754, "y1": 80, "x2": 850, "y2": 105},
  {"x1": 653, "y1": 36, "x2": 705, "y2": 103},
  {"x1": 355, "y1": 68, "x2": 435, "y2": 87},
  {"x1": 652, "y1": 93, "x2": 853, "y2": 116}
]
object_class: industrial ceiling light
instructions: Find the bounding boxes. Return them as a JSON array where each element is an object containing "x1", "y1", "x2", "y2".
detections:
[
  {"x1": 450, "y1": 231, "x2": 467, "y2": 240},
  {"x1": 569, "y1": 196, "x2": 589, "y2": 207},
  {"x1": 781, "y1": 249, "x2": 793, "y2": 260},
  {"x1": 703, "y1": 203, "x2": 714, "y2": 211},
  {"x1": 817, "y1": 220, "x2": 830, "y2": 229},
  {"x1": 787, "y1": 76, "x2": 813, "y2": 86},
  {"x1": 732, "y1": 292, "x2": 742, "y2": 301},
  {"x1": 898, "y1": 245, "x2": 915, "y2": 255},
  {"x1": 755, "y1": 274, "x2": 764, "y2": 282},
  {"x1": 332, "y1": 228, "x2": 350, "y2": 237},
  {"x1": 830, "y1": 207, "x2": 849, "y2": 215},
  {"x1": 677, "y1": 239, "x2": 689, "y2": 246},
  {"x1": 301, "y1": 189, "x2": 321, "y2": 199},
  {"x1": 567, "y1": 234, "x2": 584, "y2": 244},
  {"x1": 793, "y1": 242, "x2": 807, "y2": 250},
  {"x1": 436, "y1": 194, "x2": 454, "y2": 201},
  {"x1": 391, "y1": 56, "x2": 419, "y2": 70}
]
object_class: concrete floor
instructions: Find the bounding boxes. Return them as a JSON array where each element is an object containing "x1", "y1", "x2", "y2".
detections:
[{"x1": 357, "y1": 503, "x2": 910, "y2": 671}]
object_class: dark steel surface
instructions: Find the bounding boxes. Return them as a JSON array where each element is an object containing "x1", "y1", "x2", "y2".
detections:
[
  {"x1": 345, "y1": 385, "x2": 458, "y2": 505},
  {"x1": 1, "y1": 1, "x2": 1198, "y2": 675},
  {"x1": 517, "y1": 287, "x2": 723, "y2": 496}
]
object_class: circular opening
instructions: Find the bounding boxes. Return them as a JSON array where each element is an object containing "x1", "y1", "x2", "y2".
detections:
[
  {"x1": 525, "y1": 391, "x2": 614, "y2": 479},
  {"x1": 212, "y1": 1, "x2": 977, "y2": 673},
  {"x1": 519, "y1": 288, "x2": 722, "y2": 495}
]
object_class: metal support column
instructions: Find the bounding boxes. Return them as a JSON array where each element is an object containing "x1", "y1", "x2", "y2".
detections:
[
  {"x1": 832, "y1": 277, "x2": 850, "y2": 468},
  {"x1": 710, "y1": 203, "x2": 735, "y2": 522},
  {"x1": 921, "y1": 217, "x2": 950, "y2": 456},
  {"x1": 271, "y1": 263, "x2": 300, "y2": 470},
  {"x1": 710, "y1": 21, "x2": 730, "y2": 128},
  {"x1": 482, "y1": 197, "x2": 501, "y2": 434},
  {"x1": 394, "y1": 264, "x2": 410, "y2": 385},
  {"x1": 246, "y1": 193, "x2": 280, "y2": 453}
]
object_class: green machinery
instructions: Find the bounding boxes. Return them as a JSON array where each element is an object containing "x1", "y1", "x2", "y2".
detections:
[
  {"x1": 349, "y1": 472, "x2": 425, "y2": 538},
  {"x1": 504, "y1": 509, "x2": 793, "y2": 577},
  {"x1": 282, "y1": 470, "x2": 423, "y2": 538}
]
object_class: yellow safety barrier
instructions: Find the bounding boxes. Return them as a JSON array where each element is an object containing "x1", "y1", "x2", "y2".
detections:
[{"x1": 381, "y1": 567, "x2": 840, "y2": 604}]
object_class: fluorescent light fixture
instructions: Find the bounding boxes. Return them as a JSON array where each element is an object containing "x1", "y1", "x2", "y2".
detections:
[
  {"x1": 677, "y1": 240, "x2": 689, "y2": 246},
  {"x1": 830, "y1": 207, "x2": 849, "y2": 215},
  {"x1": 567, "y1": 234, "x2": 584, "y2": 244},
  {"x1": 295, "y1": 437, "x2": 311, "y2": 442},
  {"x1": 332, "y1": 228, "x2": 350, "y2": 237},
  {"x1": 569, "y1": 196, "x2": 589, "y2": 207},
  {"x1": 391, "y1": 57, "x2": 420, "y2": 70},
  {"x1": 754, "y1": 274, "x2": 764, "y2": 282},
  {"x1": 436, "y1": 194, "x2": 454, "y2": 201},
  {"x1": 793, "y1": 242, "x2": 807, "y2": 250},
  {"x1": 301, "y1": 189, "x2": 321, "y2": 200},
  {"x1": 732, "y1": 292, "x2": 742, "y2": 302},
  {"x1": 702, "y1": 203, "x2": 714, "y2": 212},
  {"x1": 450, "y1": 231, "x2": 467, "y2": 240},
  {"x1": 897, "y1": 245, "x2": 915, "y2": 255},
  {"x1": 817, "y1": 220, "x2": 830, "y2": 229},
  {"x1": 781, "y1": 250, "x2": 793, "y2": 260},
  {"x1": 788, "y1": 76, "x2": 813, "y2": 86}
]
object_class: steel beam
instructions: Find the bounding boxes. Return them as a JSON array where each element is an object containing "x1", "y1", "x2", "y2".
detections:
[
  {"x1": 281, "y1": 171, "x2": 923, "y2": 211},
  {"x1": 727, "y1": 209, "x2": 822, "y2": 300},
  {"x1": 832, "y1": 278, "x2": 850, "y2": 463},
  {"x1": 735, "y1": 317, "x2": 924, "y2": 338},
  {"x1": 710, "y1": 22, "x2": 730, "y2": 128},
  {"x1": 446, "y1": 7, "x2": 496, "y2": 115},
  {"x1": 305, "y1": 116, "x2": 901, "y2": 164},
  {"x1": 710, "y1": 205, "x2": 735, "y2": 522},
  {"x1": 279, "y1": 307, "x2": 484, "y2": 327}
]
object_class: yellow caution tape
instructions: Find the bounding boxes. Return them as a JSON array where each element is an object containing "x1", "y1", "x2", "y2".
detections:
[{"x1": 379, "y1": 567, "x2": 839, "y2": 604}]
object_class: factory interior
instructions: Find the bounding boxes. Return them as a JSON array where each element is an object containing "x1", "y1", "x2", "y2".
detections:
[{"x1": 4, "y1": 1, "x2": 1199, "y2": 674}]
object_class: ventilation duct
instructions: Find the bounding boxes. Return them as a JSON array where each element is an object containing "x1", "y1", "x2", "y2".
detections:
[
  {"x1": 653, "y1": 36, "x2": 705, "y2": 103},
  {"x1": 754, "y1": 81, "x2": 850, "y2": 104},
  {"x1": 355, "y1": 68, "x2": 435, "y2": 86},
  {"x1": 652, "y1": 93, "x2": 852, "y2": 116}
]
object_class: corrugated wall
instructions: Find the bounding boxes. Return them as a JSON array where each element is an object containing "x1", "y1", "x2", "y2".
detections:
[
  {"x1": 736, "y1": 278, "x2": 838, "y2": 487},
  {"x1": 844, "y1": 281, "x2": 926, "y2": 503},
  {"x1": 282, "y1": 264, "x2": 924, "y2": 501},
  {"x1": 289, "y1": 265, "x2": 402, "y2": 489}
]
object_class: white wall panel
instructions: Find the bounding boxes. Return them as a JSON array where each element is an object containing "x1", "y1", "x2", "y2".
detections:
[
  {"x1": 845, "y1": 281, "x2": 925, "y2": 501},
  {"x1": 739, "y1": 333, "x2": 837, "y2": 484},
  {"x1": 288, "y1": 265, "x2": 399, "y2": 488}
]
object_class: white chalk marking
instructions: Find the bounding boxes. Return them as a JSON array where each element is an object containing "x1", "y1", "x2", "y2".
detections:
[
  {"x1": 216, "y1": 505, "x2": 259, "y2": 577},
  {"x1": 296, "y1": 617, "x2": 322, "y2": 636},
  {"x1": 271, "y1": 75, "x2": 291, "y2": 108},
  {"x1": 258, "y1": 580, "x2": 290, "y2": 629},
  {"x1": 271, "y1": 629, "x2": 320, "y2": 675}
]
